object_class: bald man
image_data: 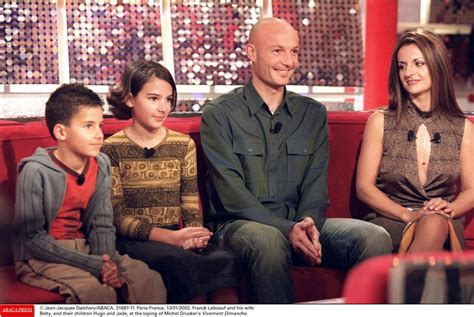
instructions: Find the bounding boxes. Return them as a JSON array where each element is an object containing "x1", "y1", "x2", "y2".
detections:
[{"x1": 201, "y1": 18, "x2": 392, "y2": 303}]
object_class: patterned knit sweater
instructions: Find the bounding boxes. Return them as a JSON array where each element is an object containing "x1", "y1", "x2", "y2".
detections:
[{"x1": 102, "y1": 128, "x2": 201, "y2": 241}]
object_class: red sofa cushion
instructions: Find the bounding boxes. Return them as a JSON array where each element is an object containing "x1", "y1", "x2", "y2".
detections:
[
  {"x1": 0, "y1": 267, "x2": 65, "y2": 304},
  {"x1": 293, "y1": 267, "x2": 346, "y2": 302}
]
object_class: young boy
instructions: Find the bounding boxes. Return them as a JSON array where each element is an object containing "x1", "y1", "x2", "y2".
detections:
[{"x1": 12, "y1": 84, "x2": 166, "y2": 304}]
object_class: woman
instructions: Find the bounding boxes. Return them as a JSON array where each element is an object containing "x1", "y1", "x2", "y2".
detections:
[
  {"x1": 356, "y1": 29, "x2": 473, "y2": 252},
  {"x1": 102, "y1": 60, "x2": 240, "y2": 303}
]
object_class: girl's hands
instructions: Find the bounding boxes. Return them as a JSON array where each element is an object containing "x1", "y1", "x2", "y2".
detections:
[
  {"x1": 171, "y1": 226, "x2": 213, "y2": 250},
  {"x1": 183, "y1": 236, "x2": 211, "y2": 251}
]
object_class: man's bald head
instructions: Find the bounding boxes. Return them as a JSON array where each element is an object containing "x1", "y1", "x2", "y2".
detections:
[
  {"x1": 245, "y1": 17, "x2": 300, "y2": 94},
  {"x1": 248, "y1": 18, "x2": 298, "y2": 45}
]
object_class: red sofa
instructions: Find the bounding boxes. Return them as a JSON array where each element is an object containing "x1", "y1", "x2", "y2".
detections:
[{"x1": 0, "y1": 111, "x2": 473, "y2": 303}]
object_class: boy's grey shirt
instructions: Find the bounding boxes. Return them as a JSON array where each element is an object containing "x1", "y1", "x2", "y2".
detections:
[{"x1": 12, "y1": 147, "x2": 116, "y2": 277}]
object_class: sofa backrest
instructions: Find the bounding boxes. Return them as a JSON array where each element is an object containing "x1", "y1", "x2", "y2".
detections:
[
  {"x1": 326, "y1": 112, "x2": 371, "y2": 219},
  {"x1": 0, "y1": 117, "x2": 203, "y2": 208},
  {"x1": 0, "y1": 124, "x2": 56, "y2": 207},
  {"x1": 1, "y1": 112, "x2": 473, "y2": 256}
]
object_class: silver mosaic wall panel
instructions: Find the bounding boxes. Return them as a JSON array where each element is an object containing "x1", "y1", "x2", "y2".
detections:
[
  {"x1": 273, "y1": 0, "x2": 364, "y2": 87},
  {"x1": 429, "y1": 0, "x2": 474, "y2": 24},
  {"x1": 171, "y1": 1, "x2": 260, "y2": 85},
  {"x1": 66, "y1": 0, "x2": 163, "y2": 85},
  {"x1": 0, "y1": 1, "x2": 59, "y2": 84}
]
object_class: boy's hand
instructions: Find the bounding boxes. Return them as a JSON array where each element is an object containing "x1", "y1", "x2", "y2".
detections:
[{"x1": 101, "y1": 254, "x2": 125, "y2": 288}]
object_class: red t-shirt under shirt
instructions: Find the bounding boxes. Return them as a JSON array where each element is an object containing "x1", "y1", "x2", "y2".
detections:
[{"x1": 48, "y1": 152, "x2": 98, "y2": 240}]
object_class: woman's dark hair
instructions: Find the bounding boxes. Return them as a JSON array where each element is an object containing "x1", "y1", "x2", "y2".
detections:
[
  {"x1": 388, "y1": 29, "x2": 464, "y2": 121},
  {"x1": 107, "y1": 60, "x2": 177, "y2": 120}
]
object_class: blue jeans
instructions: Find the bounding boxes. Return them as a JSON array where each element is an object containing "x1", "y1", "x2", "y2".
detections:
[{"x1": 215, "y1": 218, "x2": 392, "y2": 303}]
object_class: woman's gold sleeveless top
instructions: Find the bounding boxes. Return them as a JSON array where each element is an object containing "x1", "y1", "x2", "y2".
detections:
[{"x1": 376, "y1": 104, "x2": 465, "y2": 209}]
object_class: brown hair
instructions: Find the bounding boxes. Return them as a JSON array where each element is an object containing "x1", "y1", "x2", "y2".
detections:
[
  {"x1": 107, "y1": 60, "x2": 177, "y2": 120},
  {"x1": 45, "y1": 84, "x2": 103, "y2": 140},
  {"x1": 388, "y1": 29, "x2": 464, "y2": 121}
]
